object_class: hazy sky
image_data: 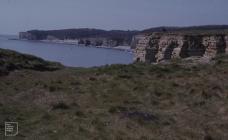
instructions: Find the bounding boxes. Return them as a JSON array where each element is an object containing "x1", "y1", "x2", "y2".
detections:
[{"x1": 0, "y1": 0, "x2": 228, "y2": 34}]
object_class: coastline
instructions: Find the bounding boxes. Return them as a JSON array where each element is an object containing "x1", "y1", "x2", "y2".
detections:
[{"x1": 16, "y1": 39, "x2": 133, "y2": 52}]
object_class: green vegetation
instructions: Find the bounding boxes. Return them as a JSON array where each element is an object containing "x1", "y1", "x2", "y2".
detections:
[
  {"x1": 0, "y1": 48, "x2": 63, "y2": 75},
  {"x1": 0, "y1": 49, "x2": 228, "y2": 140}
]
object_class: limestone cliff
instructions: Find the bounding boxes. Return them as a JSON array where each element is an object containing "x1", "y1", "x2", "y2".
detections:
[
  {"x1": 19, "y1": 32, "x2": 37, "y2": 40},
  {"x1": 134, "y1": 32, "x2": 228, "y2": 63},
  {"x1": 19, "y1": 29, "x2": 137, "y2": 47}
]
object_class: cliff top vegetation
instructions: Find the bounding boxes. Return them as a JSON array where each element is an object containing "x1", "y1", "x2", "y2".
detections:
[{"x1": 0, "y1": 48, "x2": 228, "y2": 139}]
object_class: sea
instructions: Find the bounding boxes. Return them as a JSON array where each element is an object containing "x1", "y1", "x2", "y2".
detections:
[{"x1": 0, "y1": 35, "x2": 133, "y2": 67}]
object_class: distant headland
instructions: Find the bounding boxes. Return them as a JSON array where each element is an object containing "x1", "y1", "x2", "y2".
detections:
[
  {"x1": 19, "y1": 29, "x2": 138, "y2": 50},
  {"x1": 19, "y1": 25, "x2": 228, "y2": 52}
]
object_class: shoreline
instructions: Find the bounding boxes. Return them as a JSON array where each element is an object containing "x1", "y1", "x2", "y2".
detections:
[{"x1": 16, "y1": 39, "x2": 133, "y2": 53}]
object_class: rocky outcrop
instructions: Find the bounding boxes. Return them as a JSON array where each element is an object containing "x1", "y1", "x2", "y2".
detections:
[
  {"x1": 131, "y1": 36, "x2": 150, "y2": 62},
  {"x1": 225, "y1": 36, "x2": 228, "y2": 54},
  {"x1": 78, "y1": 37, "x2": 129, "y2": 47},
  {"x1": 131, "y1": 35, "x2": 147, "y2": 49},
  {"x1": 134, "y1": 32, "x2": 228, "y2": 63},
  {"x1": 19, "y1": 32, "x2": 37, "y2": 40}
]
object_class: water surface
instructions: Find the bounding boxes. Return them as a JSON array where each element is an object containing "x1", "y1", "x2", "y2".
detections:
[{"x1": 0, "y1": 35, "x2": 133, "y2": 67}]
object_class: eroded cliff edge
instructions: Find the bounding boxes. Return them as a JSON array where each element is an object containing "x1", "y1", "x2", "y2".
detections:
[
  {"x1": 19, "y1": 29, "x2": 137, "y2": 47},
  {"x1": 134, "y1": 32, "x2": 228, "y2": 63}
]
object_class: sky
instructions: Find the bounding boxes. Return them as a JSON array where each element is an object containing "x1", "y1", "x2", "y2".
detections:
[{"x1": 0, "y1": 0, "x2": 228, "y2": 34}]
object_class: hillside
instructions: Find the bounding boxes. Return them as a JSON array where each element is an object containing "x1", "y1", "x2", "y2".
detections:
[
  {"x1": 0, "y1": 48, "x2": 63, "y2": 75},
  {"x1": 0, "y1": 48, "x2": 228, "y2": 140}
]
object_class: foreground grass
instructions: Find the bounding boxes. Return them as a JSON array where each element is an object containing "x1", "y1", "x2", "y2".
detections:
[{"x1": 0, "y1": 53, "x2": 228, "y2": 140}]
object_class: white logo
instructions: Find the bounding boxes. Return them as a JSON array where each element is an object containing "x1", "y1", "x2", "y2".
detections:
[{"x1": 5, "y1": 122, "x2": 18, "y2": 136}]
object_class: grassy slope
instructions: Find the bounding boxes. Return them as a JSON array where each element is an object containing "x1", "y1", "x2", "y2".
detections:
[
  {"x1": 0, "y1": 50, "x2": 228, "y2": 140},
  {"x1": 0, "y1": 48, "x2": 63, "y2": 76}
]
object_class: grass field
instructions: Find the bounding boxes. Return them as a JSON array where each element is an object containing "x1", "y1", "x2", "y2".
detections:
[{"x1": 0, "y1": 49, "x2": 228, "y2": 140}]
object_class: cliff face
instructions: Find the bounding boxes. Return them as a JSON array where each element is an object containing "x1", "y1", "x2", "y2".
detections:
[
  {"x1": 130, "y1": 35, "x2": 146, "y2": 49},
  {"x1": 78, "y1": 37, "x2": 130, "y2": 47},
  {"x1": 19, "y1": 32, "x2": 37, "y2": 40},
  {"x1": 19, "y1": 29, "x2": 138, "y2": 47},
  {"x1": 134, "y1": 32, "x2": 228, "y2": 63}
]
